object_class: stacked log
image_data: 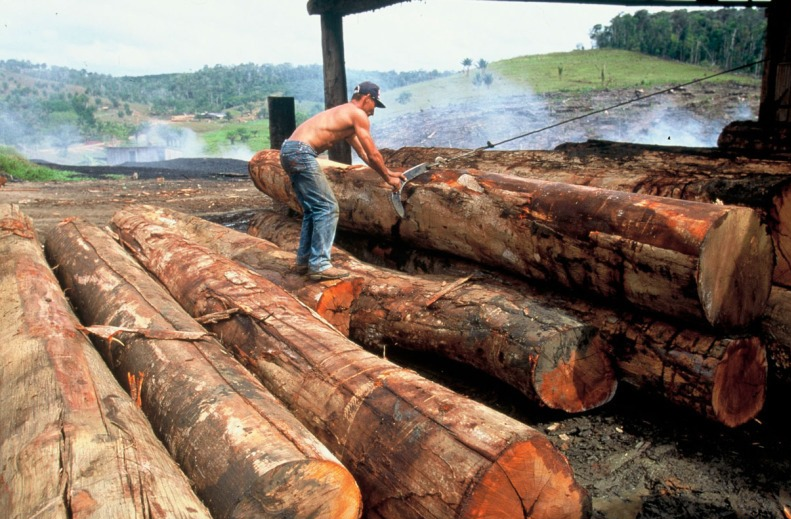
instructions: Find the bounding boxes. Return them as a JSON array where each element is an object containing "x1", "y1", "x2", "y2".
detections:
[
  {"x1": 45, "y1": 217, "x2": 363, "y2": 519},
  {"x1": 248, "y1": 208, "x2": 768, "y2": 428},
  {"x1": 114, "y1": 204, "x2": 617, "y2": 414},
  {"x1": 382, "y1": 142, "x2": 791, "y2": 287},
  {"x1": 0, "y1": 204, "x2": 212, "y2": 519},
  {"x1": 249, "y1": 149, "x2": 774, "y2": 333},
  {"x1": 111, "y1": 209, "x2": 592, "y2": 519},
  {"x1": 761, "y1": 285, "x2": 791, "y2": 387},
  {"x1": 718, "y1": 121, "x2": 791, "y2": 155}
]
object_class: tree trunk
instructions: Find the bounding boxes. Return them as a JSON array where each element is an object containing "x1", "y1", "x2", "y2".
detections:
[
  {"x1": 383, "y1": 141, "x2": 791, "y2": 288},
  {"x1": 248, "y1": 209, "x2": 768, "y2": 428},
  {"x1": 761, "y1": 285, "x2": 791, "y2": 387},
  {"x1": 111, "y1": 209, "x2": 592, "y2": 519},
  {"x1": 0, "y1": 204, "x2": 211, "y2": 519},
  {"x1": 249, "y1": 149, "x2": 774, "y2": 333},
  {"x1": 115, "y1": 204, "x2": 616, "y2": 414},
  {"x1": 45, "y1": 217, "x2": 363, "y2": 519}
]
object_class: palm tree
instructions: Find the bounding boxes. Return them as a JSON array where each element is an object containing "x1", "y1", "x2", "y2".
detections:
[{"x1": 461, "y1": 58, "x2": 472, "y2": 75}]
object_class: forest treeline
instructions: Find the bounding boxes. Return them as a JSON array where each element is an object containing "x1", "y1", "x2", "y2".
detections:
[
  {"x1": 590, "y1": 8, "x2": 765, "y2": 72},
  {"x1": 0, "y1": 60, "x2": 449, "y2": 116}
]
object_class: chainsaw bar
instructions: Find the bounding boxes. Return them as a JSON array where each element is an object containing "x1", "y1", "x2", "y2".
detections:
[{"x1": 390, "y1": 162, "x2": 429, "y2": 218}]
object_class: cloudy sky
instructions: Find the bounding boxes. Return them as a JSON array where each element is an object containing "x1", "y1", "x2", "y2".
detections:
[{"x1": 0, "y1": 0, "x2": 688, "y2": 77}]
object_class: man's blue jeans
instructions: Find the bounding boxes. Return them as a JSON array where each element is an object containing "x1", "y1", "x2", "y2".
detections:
[{"x1": 279, "y1": 140, "x2": 339, "y2": 273}]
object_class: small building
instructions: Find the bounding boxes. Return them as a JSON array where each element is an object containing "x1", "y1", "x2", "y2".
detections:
[{"x1": 105, "y1": 146, "x2": 182, "y2": 165}]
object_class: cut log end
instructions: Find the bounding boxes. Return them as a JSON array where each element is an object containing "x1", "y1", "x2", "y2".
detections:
[
  {"x1": 712, "y1": 337, "x2": 768, "y2": 428},
  {"x1": 460, "y1": 438, "x2": 591, "y2": 519},
  {"x1": 312, "y1": 277, "x2": 365, "y2": 336},
  {"x1": 699, "y1": 208, "x2": 774, "y2": 330},
  {"x1": 534, "y1": 334, "x2": 618, "y2": 413}
]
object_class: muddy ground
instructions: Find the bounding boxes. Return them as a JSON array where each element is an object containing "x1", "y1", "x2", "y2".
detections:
[{"x1": 2, "y1": 81, "x2": 789, "y2": 518}]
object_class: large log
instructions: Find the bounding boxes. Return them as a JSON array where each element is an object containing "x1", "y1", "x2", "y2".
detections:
[
  {"x1": 383, "y1": 141, "x2": 791, "y2": 288},
  {"x1": 0, "y1": 204, "x2": 212, "y2": 519},
  {"x1": 249, "y1": 150, "x2": 774, "y2": 333},
  {"x1": 45, "y1": 217, "x2": 363, "y2": 519},
  {"x1": 250, "y1": 209, "x2": 768, "y2": 428},
  {"x1": 115, "y1": 204, "x2": 616, "y2": 413},
  {"x1": 111, "y1": 209, "x2": 592, "y2": 519},
  {"x1": 761, "y1": 285, "x2": 791, "y2": 388}
]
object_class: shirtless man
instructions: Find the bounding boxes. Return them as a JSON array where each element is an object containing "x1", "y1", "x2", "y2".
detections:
[{"x1": 279, "y1": 81, "x2": 405, "y2": 281}]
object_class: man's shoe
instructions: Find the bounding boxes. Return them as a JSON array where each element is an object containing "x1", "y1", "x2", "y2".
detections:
[
  {"x1": 308, "y1": 267, "x2": 350, "y2": 281},
  {"x1": 295, "y1": 263, "x2": 309, "y2": 275}
]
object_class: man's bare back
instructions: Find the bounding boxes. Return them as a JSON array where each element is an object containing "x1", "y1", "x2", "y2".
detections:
[{"x1": 289, "y1": 103, "x2": 364, "y2": 155}]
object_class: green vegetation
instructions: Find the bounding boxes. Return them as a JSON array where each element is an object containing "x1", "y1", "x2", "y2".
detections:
[
  {"x1": 491, "y1": 48, "x2": 758, "y2": 93},
  {"x1": 201, "y1": 120, "x2": 270, "y2": 155},
  {"x1": 0, "y1": 146, "x2": 82, "y2": 181},
  {"x1": 591, "y1": 8, "x2": 765, "y2": 71}
]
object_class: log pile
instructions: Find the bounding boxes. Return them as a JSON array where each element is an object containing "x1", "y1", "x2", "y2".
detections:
[
  {"x1": 382, "y1": 141, "x2": 791, "y2": 288},
  {"x1": 248, "y1": 208, "x2": 768, "y2": 428},
  {"x1": 109, "y1": 209, "x2": 592, "y2": 519},
  {"x1": 248, "y1": 149, "x2": 777, "y2": 426},
  {"x1": 112, "y1": 204, "x2": 617, "y2": 414},
  {"x1": 45, "y1": 217, "x2": 363, "y2": 519},
  {"x1": 249, "y1": 149, "x2": 774, "y2": 333},
  {"x1": 0, "y1": 204, "x2": 212, "y2": 519}
]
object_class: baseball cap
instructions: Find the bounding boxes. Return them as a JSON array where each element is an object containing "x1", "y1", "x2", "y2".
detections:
[{"x1": 354, "y1": 81, "x2": 386, "y2": 108}]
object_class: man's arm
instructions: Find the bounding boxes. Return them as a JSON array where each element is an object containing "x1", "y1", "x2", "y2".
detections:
[{"x1": 347, "y1": 111, "x2": 405, "y2": 190}]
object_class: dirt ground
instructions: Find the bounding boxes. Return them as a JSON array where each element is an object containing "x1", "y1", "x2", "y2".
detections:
[{"x1": 2, "y1": 163, "x2": 789, "y2": 519}]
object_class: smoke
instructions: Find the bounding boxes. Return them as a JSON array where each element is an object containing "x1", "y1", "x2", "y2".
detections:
[
  {"x1": 0, "y1": 114, "x2": 255, "y2": 165},
  {"x1": 370, "y1": 76, "x2": 758, "y2": 152}
]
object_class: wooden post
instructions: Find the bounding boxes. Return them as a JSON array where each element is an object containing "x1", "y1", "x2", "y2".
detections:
[
  {"x1": 320, "y1": 12, "x2": 352, "y2": 164},
  {"x1": 759, "y1": 0, "x2": 791, "y2": 124},
  {"x1": 267, "y1": 96, "x2": 295, "y2": 150},
  {"x1": 45, "y1": 217, "x2": 363, "y2": 519},
  {"x1": 0, "y1": 204, "x2": 212, "y2": 519}
]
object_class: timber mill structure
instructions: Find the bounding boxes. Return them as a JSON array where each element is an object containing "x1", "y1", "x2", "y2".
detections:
[{"x1": 306, "y1": 0, "x2": 789, "y2": 162}]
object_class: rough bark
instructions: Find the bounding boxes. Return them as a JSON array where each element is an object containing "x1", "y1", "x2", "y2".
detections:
[
  {"x1": 278, "y1": 211, "x2": 767, "y2": 428},
  {"x1": 111, "y1": 210, "x2": 592, "y2": 519},
  {"x1": 383, "y1": 141, "x2": 791, "y2": 288},
  {"x1": 761, "y1": 285, "x2": 791, "y2": 387},
  {"x1": 0, "y1": 204, "x2": 211, "y2": 519},
  {"x1": 249, "y1": 150, "x2": 774, "y2": 333},
  {"x1": 45, "y1": 217, "x2": 363, "y2": 519},
  {"x1": 115, "y1": 204, "x2": 616, "y2": 413}
]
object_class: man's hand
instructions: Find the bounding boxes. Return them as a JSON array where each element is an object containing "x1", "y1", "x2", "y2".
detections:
[{"x1": 384, "y1": 170, "x2": 406, "y2": 192}]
